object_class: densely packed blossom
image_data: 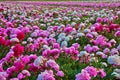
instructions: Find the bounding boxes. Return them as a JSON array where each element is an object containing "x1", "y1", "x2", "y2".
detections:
[{"x1": 0, "y1": 1, "x2": 120, "y2": 80}]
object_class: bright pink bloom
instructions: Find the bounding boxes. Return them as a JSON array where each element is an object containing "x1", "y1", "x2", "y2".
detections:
[
  {"x1": 17, "y1": 31, "x2": 25, "y2": 41},
  {"x1": 13, "y1": 44, "x2": 24, "y2": 57},
  {"x1": 85, "y1": 66, "x2": 97, "y2": 77}
]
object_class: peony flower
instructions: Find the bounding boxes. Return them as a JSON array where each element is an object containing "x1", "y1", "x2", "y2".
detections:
[
  {"x1": 9, "y1": 37, "x2": 19, "y2": 44},
  {"x1": 97, "y1": 69, "x2": 106, "y2": 78},
  {"x1": 34, "y1": 56, "x2": 46, "y2": 67},
  {"x1": 72, "y1": 43, "x2": 80, "y2": 50},
  {"x1": 103, "y1": 48, "x2": 110, "y2": 54},
  {"x1": 84, "y1": 44, "x2": 92, "y2": 53},
  {"x1": 46, "y1": 59, "x2": 59, "y2": 71},
  {"x1": 56, "y1": 71, "x2": 64, "y2": 77},
  {"x1": 107, "y1": 55, "x2": 120, "y2": 65},
  {"x1": 37, "y1": 70, "x2": 55, "y2": 80},
  {"x1": 61, "y1": 41, "x2": 68, "y2": 48},
  {"x1": 0, "y1": 37, "x2": 5, "y2": 46},
  {"x1": 52, "y1": 43, "x2": 60, "y2": 49},
  {"x1": 17, "y1": 31, "x2": 25, "y2": 41},
  {"x1": 13, "y1": 44, "x2": 24, "y2": 57},
  {"x1": 79, "y1": 51, "x2": 89, "y2": 57},
  {"x1": 114, "y1": 31, "x2": 120, "y2": 37},
  {"x1": 75, "y1": 70, "x2": 91, "y2": 80},
  {"x1": 85, "y1": 66, "x2": 97, "y2": 77}
]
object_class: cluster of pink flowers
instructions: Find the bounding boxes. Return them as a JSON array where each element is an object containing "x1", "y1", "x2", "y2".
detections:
[{"x1": 76, "y1": 66, "x2": 106, "y2": 80}]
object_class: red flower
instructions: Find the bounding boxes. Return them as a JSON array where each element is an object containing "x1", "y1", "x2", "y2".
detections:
[
  {"x1": 109, "y1": 24, "x2": 119, "y2": 31},
  {"x1": 0, "y1": 37, "x2": 5, "y2": 45},
  {"x1": 17, "y1": 32, "x2": 25, "y2": 41},
  {"x1": 94, "y1": 23, "x2": 103, "y2": 31},
  {"x1": 13, "y1": 44, "x2": 24, "y2": 57}
]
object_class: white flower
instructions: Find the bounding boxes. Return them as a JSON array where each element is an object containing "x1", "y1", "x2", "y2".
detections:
[
  {"x1": 77, "y1": 33, "x2": 85, "y2": 37},
  {"x1": 84, "y1": 29, "x2": 91, "y2": 33},
  {"x1": 102, "y1": 62, "x2": 107, "y2": 67},
  {"x1": 27, "y1": 37, "x2": 33, "y2": 42},
  {"x1": 57, "y1": 38, "x2": 62, "y2": 43},
  {"x1": 71, "y1": 22, "x2": 76, "y2": 27},
  {"x1": 112, "y1": 69, "x2": 120, "y2": 79},
  {"x1": 22, "y1": 41, "x2": 27, "y2": 45},
  {"x1": 96, "y1": 51, "x2": 103, "y2": 56},
  {"x1": 79, "y1": 51, "x2": 89, "y2": 57},
  {"x1": 33, "y1": 56, "x2": 46, "y2": 67},
  {"x1": 107, "y1": 55, "x2": 120, "y2": 65},
  {"x1": 79, "y1": 23, "x2": 85, "y2": 27},
  {"x1": 64, "y1": 36, "x2": 70, "y2": 42},
  {"x1": 58, "y1": 33, "x2": 66, "y2": 38},
  {"x1": 10, "y1": 38, "x2": 19, "y2": 43},
  {"x1": 91, "y1": 32, "x2": 98, "y2": 37},
  {"x1": 43, "y1": 45, "x2": 50, "y2": 50},
  {"x1": 61, "y1": 41, "x2": 68, "y2": 48}
]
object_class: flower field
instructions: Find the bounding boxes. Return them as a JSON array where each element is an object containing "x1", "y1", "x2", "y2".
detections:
[{"x1": 0, "y1": 1, "x2": 120, "y2": 80}]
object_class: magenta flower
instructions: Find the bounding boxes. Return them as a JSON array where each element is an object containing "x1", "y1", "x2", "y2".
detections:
[
  {"x1": 46, "y1": 59, "x2": 59, "y2": 71},
  {"x1": 56, "y1": 71, "x2": 64, "y2": 77},
  {"x1": 97, "y1": 69, "x2": 106, "y2": 78},
  {"x1": 37, "y1": 70, "x2": 55, "y2": 80},
  {"x1": 85, "y1": 66, "x2": 97, "y2": 77},
  {"x1": 75, "y1": 70, "x2": 91, "y2": 80}
]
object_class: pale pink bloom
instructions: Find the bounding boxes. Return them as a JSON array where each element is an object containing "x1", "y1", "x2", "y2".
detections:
[
  {"x1": 56, "y1": 71, "x2": 64, "y2": 77},
  {"x1": 75, "y1": 70, "x2": 91, "y2": 80}
]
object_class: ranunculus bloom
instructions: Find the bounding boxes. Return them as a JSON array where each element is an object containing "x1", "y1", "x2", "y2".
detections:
[
  {"x1": 17, "y1": 31, "x2": 25, "y2": 41},
  {"x1": 13, "y1": 44, "x2": 24, "y2": 57}
]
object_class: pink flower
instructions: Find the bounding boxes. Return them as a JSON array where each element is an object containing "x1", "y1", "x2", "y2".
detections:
[
  {"x1": 114, "y1": 31, "x2": 120, "y2": 37},
  {"x1": 56, "y1": 71, "x2": 64, "y2": 77},
  {"x1": 72, "y1": 43, "x2": 80, "y2": 50},
  {"x1": 94, "y1": 23, "x2": 103, "y2": 31},
  {"x1": 91, "y1": 46, "x2": 99, "y2": 52},
  {"x1": 13, "y1": 44, "x2": 24, "y2": 57},
  {"x1": 37, "y1": 70, "x2": 55, "y2": 80},
  {"x1": 22, "y1": 70, "x2": 31, "y2": 77},
  {"x1": 84, "y1": 44, "x2": 92, "y2": 53},
  {"x1": 86, "y1": 33, "x2": 93, "y2": 39},
  {"x1": 75, "y1": 70, "x2": 91, "y2": 80},
  {"x1": 46, "y1": 59, "x2": 59, "y2": 71},
  {"x1": 50, "y1": 49, "x2": 60, "y2": 59},
  {"x1": 103, "y1": 48, "x2": 110, "y2": 54},
  {"x1": 21, "y1": 55, "x2": 30, "y2": 64},
  {"x1": 109, "y1": 39, "x2": 116, "y2": 45},
  {"x1": 52, "y1": 43, "x2": 60, "y2": 49},
  {"x1": 64, "y1": 27, "x2": 73, "y2": 33},
  {"x1": 14, "y1": 61, "x2": 24, "y2": 72},
  {"x1": 85, "y1": 66, "x2": 97, "y2": 77},
  {"x1": 97, "y1": 69, "x2": 106, "y2": 78}
]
